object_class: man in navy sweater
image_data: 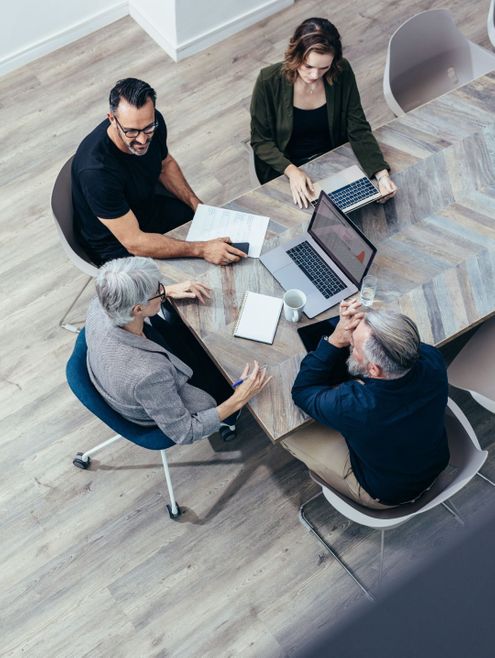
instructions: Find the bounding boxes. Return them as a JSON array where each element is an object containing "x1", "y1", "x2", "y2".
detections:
[{"x1": 286, "y1": 300, "x2": 449, "y2": 508}]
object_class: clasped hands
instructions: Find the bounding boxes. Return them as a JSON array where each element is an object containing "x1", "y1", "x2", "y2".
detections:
[{"x1": 328, "y1": 298, "x2": 365, "y2": 348}]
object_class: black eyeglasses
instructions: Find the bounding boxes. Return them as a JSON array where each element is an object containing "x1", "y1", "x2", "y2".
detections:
[
  {"x1": 113, "y1": 113, "x2": 159, "y2": 138},
  {"x1": 148, "y1": 283, "x2": 167, "y2": 303}
]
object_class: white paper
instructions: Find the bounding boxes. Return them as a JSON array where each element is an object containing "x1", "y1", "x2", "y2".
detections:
[{"x1": 186, "y1": 204, "x2": 269, "y2": 258}]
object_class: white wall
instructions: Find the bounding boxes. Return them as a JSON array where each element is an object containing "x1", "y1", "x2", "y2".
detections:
[
  {"x1": 0, "y1": 0, "x2": 293, "y2": 76},
  {"x1": 131, "y1": 0, "x2": 294, "y2": 61},
  {"x1": 1, "y1": 0, "x2": 127, "y2": 76}
]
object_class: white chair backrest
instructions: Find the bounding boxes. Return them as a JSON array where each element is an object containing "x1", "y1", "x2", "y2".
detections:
[
  {"x1": 383, "y1": 9, "x2": 495, "y2": 115},
  {"x1": 51, "y1": 156, "x2": 98, "y2": 278},
  {"x1": 489, "y1": 0, "x2": 495, "y2": 48},
  {"x1": 388, "y1": 10, "x2": 470, "y2": 82},
  {"x1": 448, "y1": 317, "x2": 495, "y2": 412}
]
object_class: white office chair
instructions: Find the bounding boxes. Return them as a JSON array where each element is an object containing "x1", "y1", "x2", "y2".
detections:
[
  {"x1": 51, "y1": 156, "x2": 98, "y2": 332},
  {"x1": 447, "y1": 317, "x2": 495, "y2": 489},
  {"x1": 383, "y1": 9, "x2": 495, "y2": 115},
  {"x1": 448, "y1": 317, "x2": 495, "y2": 414},
  {"x1": 489, "y1": 0, "x2": 495, "y2": 48},
  {"x1": 242, "y1": 138, "x2": 261, "y2": 189},
  {"x1": 299, "y1": 398, "x2": 488, "y2": 600}
]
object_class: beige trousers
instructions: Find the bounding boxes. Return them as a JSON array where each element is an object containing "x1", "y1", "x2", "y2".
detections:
[{"x1": 282, "y1": 422, "x2": 394, "y2": 510}]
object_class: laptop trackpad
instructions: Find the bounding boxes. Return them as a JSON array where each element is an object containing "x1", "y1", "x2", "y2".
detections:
[{"x1": 275, "y1": 263, "x2": 319, "y2": 296}]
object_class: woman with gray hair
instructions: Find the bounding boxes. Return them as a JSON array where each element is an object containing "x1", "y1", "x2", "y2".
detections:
[
  {"x1": 85, "y1": 256, "x2": 270, "y2": 445},
  {"x1": 287, "y1": 299, "x2": 449, "y2": 509}
]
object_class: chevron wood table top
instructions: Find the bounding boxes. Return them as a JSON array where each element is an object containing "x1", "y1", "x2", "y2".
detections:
[{"x1": 160, "y1": 72, "x2": 495, "y2": 442}]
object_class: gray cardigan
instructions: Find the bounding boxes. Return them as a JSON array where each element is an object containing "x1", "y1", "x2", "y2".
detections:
[{"x1": 85, "y1": 298, "x2": 220, "y2": 444}]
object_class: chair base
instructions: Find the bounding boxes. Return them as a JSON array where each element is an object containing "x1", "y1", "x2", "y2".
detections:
[
  {"x1": 59, "y1": 276, "x2": 93, "y2": 333},
  {"x1": 73, "y1": 452, "x2": 90, "y2": 469},
  {"x1": 299, "y1": 491, "x2": 376, "y2": 601},
  {"x1": 72, "y1": 436, "x2": 180, "y2": 520},
  {"x1": 167, "y1": 503, "x2": 182, "y2": 520},
  {"x1": 477, "y1": 471, "x2": 495, "y2": 488}
]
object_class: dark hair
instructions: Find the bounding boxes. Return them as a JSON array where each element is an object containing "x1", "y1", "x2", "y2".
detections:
[
  {"x1": 283, "y1": 17, "x2": 343, "y2": 84},
  {"x1": 109, "y1": 78, "x2": 157, "y2": 113}
]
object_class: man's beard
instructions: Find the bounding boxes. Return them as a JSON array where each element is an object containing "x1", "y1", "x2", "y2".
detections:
[
  {"x1": 126, "y1": 139, "x2": 151, "y2": 156},
  {"x1": 346, "y1": 352, "x2": 368, "y2": 377}
]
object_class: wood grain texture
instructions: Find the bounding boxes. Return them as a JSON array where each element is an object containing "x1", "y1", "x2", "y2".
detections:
[
  {"x1": 162, "y1": 72, "x2": 495, "y2": 441},
  {"x1": 1, "y1": 2, "x2": 495, "y2": 656}
]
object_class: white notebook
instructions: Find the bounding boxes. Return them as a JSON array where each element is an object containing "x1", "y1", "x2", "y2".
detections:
[{"x1": 234, "y1": 292, "x2": 283, "y2": 344}]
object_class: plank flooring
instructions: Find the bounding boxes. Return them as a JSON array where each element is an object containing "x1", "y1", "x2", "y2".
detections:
[{"x1": 1, "y1": 1, "x2": 495, "y2": 655}]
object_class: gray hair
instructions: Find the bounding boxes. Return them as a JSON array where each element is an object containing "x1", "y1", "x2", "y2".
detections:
[
  {"x1": 362, "y1": 309, "x2": 420, "y2": 378},
  {"x1": 95, "y1": 256, "x2": 162, "y2": 326}
]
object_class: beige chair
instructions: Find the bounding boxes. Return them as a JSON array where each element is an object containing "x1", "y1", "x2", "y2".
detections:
[
  {"x1": 298, "y1": 398, "x2": 488, "y2": 600},
  {"x1": 383, "y1": 9, "x2": 495, "y2": 115},
  {"x1": 242, "y1": 139, "x2": 261, "y2": 189},
  {"x1": 51, "y1": 156, "x2": 98, "y2": 332},
  {"x1": 448, "y1": 318, "x2": 495, "y2": 415},
  {"x1": 489, "y1": 0, "x2": 495, "y2": 48}
]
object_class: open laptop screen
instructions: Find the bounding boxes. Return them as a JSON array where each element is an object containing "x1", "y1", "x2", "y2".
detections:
[{"x1": 309, "y1": 192, "x2": 375, "y2": 283}]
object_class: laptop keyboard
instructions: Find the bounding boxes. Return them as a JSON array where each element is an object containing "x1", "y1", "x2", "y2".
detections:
[
  {"x1": 325, "y1": 177, "x2": 379, "y2": 211},
  {"x1": 287, "y1": 241, "x2": 347, "y2": 299}
]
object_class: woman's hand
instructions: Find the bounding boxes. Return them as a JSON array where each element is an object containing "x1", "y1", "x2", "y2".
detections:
[
  {"x1": 165, "y1": 281, "x2": 211, "y2": 304},
  {"x1": 232, "y1": 361, "x2": 272, "y2": 404},
  {"x1": 375, "y1": 170, "x2": 398, "y2": 203},
  {"x1": 285, "y1": 164, "x2": 315, "y2": 209},
  {"x1": 216, "y1": 361, "x2": 272, "y2": 422}
]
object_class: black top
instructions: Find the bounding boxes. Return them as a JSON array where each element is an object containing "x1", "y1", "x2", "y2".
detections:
[
  {"x1": 72, "y1": 111, "x2": 168, "y2": 265},
  {"x1": 286, "y1": 103, "x2": 332, "y2": 167},
  {"x1": 292, "y1": 340, "x2": 450, "y2": 504}
]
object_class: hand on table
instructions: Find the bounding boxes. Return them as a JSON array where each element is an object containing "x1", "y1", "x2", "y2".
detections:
[
  {"x1": 232, "y1": 361, "x2": 272, "y2": 405},
  {"x1": 329, "y1": 298, "x2": 365, "y2": 348},
  {"x1": 165, "y1": 281, "x2": 211, "y2": 304},
  {"x1": 375, "y1": 170, "x2": 398, "y2": 203},
  {"x1": 285, "y1": 164, "x2": 315, "y2": 209},
  {"x1": 201, "y1": 237, "x2": 248, "y2": 266}
]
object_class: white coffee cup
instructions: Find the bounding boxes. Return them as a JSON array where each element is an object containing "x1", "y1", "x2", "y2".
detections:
[{"x1": 283, "y1": 289, "x2": 307, "y2": 323}]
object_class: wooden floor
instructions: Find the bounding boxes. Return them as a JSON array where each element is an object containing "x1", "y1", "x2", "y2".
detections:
[{"x1": 1, "y1": 1, "x2": 494, "y2": 655}]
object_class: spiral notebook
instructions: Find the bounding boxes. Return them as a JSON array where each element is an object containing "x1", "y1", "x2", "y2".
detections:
[{"x1": 234, "y1": 292, "x2": 283, "y2": 344}]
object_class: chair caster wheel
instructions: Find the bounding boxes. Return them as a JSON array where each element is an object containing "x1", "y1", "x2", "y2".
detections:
[
  {"x1": 73, "y1": 452, "x2": 90, "y2": 469},
  {"x1": 219, "y1": 425, "x2": 237, "y2": 442},
  {"x1": 167, "y1": 504, "x2": 182, "y2": 520}
]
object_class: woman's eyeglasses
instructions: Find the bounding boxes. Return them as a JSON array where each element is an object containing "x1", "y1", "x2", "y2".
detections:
[{"x1": 148, "y1": 283, "x2": 167, "y2": 303}]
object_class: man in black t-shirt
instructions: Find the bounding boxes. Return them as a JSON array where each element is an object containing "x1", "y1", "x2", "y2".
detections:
[{"x1": 72, "y1": 77, "x2": 246, "y2": 266}]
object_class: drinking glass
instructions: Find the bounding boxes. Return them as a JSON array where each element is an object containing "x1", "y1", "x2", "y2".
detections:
[{"x1": 360, "y1": 275, "x2": 377, "y2": 307}]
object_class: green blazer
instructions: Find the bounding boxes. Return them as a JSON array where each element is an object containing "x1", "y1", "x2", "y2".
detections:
[{"x1": 250, "y1": 59, "x2": 389, "y2": 184}]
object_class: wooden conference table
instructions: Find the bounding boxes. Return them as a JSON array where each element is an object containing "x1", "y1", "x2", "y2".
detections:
[{"x1": 160, "y1": 72, "x2": 495, "y2": 443}]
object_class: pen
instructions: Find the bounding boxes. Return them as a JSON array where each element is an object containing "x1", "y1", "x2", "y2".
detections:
[{"x1": 232, "y1": 364, "x2": 268, "y2": 388}]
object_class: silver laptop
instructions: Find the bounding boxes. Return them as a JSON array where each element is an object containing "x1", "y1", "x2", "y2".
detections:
[
  {"x1": 312, "y1": 164, "x2": 382, "y2": 213},
  {"x1": 260, "y1": 191, "x2": 377, "y2": 318}
]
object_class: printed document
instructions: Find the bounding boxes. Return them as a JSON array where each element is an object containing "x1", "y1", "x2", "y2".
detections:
[{"x1": 186, "y1": 204, "x2": 269, "y2": 258}]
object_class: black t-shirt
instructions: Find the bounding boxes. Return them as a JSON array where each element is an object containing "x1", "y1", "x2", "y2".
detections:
[
  {"x1": 72, "y1": 111, "x2": 168, "y2": 264},
  {"x1": 287, "y1": 103, "x2": 332, "y2": 167}
]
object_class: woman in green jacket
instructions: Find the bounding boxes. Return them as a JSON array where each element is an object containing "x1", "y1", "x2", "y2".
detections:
[{"x1": 250, "y1": 17, "x2": 397, "y2": 208}]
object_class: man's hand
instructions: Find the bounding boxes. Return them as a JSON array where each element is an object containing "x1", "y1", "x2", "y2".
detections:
[
  {"x1": 285, "y1": 164, "x2": 315, "y2": 209},
  {"x1": 165, "y1": 281, "x2": 211, "y2": 303},
  {"x1": 201, "y1": 237, "x2": 248, "y2": 265},
  {"x1": 329, "y1": 298, "x2": 365, "y2": 348}
]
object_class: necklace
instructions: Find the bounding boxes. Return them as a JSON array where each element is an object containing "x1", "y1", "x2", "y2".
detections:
[{"x1": 304, "y1": 80, "x2": 318, "y2": 94}]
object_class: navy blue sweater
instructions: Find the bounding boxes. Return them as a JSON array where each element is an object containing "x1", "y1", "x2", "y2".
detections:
[{"x1": 291, "y1": 339, "x2": 449, "y2": 504}]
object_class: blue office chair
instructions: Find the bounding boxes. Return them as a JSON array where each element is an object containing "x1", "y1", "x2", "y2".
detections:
[{"x1": 66, "y1": 329, "x2": 181, "y2": 519}]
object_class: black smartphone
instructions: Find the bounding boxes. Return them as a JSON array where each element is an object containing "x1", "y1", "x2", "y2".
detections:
[{"x1": 231, "y1": 242, "x2": 250, "y2": 254}]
